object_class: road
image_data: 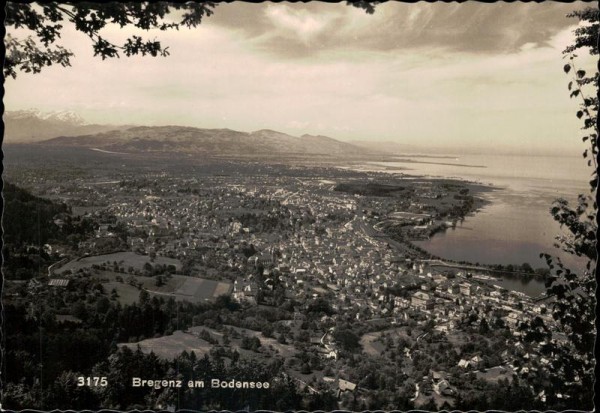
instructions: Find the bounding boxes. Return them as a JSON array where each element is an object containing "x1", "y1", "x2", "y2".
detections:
[
  {"x1": 354, "y1": 213, "x2": 416, "y2": 257},
  {"x1": 410, "y1": 383, "x2": 420, "y2": 401},
  {"x1": 291, "y1": 377, "x2": 318, "y2": 394},
  {"x1": 415, "y1": 332, "x2": 429, "y2": 344}
]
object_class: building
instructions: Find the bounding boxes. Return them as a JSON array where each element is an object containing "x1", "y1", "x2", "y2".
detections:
[
  {"x1": 249, "y1": 252, "x2": 275, "y2": 268},
  {"x1": 232, "y1": 279, "x2": 258, "y2": 304},
  {"x1": 505, "y1": 311, "x2": 521, "y2": 328},
  {"x1": 459, "y1": 282, "x2": 474, "y2": 296},
  {"x1": 48, "y1": 278, "x2": 70, "y2": 287},
  {"x1": 458, "y1": 355, "x2": 484, "y2": 370},
  {"x1": 411, "y1": 291, "x2": 434, "y2": 310},
  {"x1": 337, "y1": 378, "x2": 357, "y2": 398}
]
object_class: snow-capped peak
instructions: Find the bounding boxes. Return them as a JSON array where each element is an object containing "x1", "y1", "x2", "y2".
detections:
[{"x1": 6, "y1": 109, "x2": 86, "y2": 125}]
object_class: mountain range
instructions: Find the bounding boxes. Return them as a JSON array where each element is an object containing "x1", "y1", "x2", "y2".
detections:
[
  {"x1": 4, "y1": 110, "x2": 380, "y2": 157},
  {"x1": 39, "y1": 126, "x2": 371, "y2": 156},
  {"x1": 3, "y1": 109, "x2": 128, "y2": 143}
]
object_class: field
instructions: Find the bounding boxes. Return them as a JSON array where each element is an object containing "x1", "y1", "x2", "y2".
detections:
[
  {"x1": 55, "y1": 251, "x2": 182, "y2": 274},
  {"x1": 95, "y1": 271, "x2": 232, "y2": 305},
  {"x1": 120, "y1": 330, "x2": 213, "y2": 359},
  {"x1": 172, "y1": 277, "x2": 232, "y2": 301},
  {"x1": 360, "y1": 326, "x2": 420, "y2": 356},
  {"x1": 120, "y1": 325, "x2": 298, "y2": 361},
  {"x1": 474, "y1": 365, "x2": 514, "y2": 383},
  {"x1": 446, "y1": 331, "x2": 471, "y2": 347},
  {"x1": 360, "y1": 332, "x2": 386, "y2": 356},
  {"x1": 414, "y1": 391, "x2": 454, "y2": 410},
  {"x1": 148, "y1": 276, "x2": 233, "y2": 303},
  {"x1": 103, "y1": 281, "x2": 141, "y2": 305},
  {"x1": 224, "y1": 325, "x2": 298, "y2": 359}
]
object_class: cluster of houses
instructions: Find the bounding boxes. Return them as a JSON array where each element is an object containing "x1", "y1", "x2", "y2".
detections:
[{"x1": 27, "y1": 171, "x2": 570, "y2": 408}]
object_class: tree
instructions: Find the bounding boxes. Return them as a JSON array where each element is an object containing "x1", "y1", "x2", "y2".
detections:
[
  {"x1": 142, "y1": 262, "x2": 153, "y2": 275},
  {"x1": 538, "y1": 7, "x2": 597, "y2": 408},
  {"x1": 520, "y1": 262, "x2": 533, "y2": 273},
  {"x1": 4, "y1": 1, "x2": 385, "y2": 80},
  {"x1": 4, "y1": 2, "x2": 217, "y2": 78},
  {"x1": 478, "y1": 318, "x2": 489, "y2": 334},
  {"x1": 139, "y1": 289, "x2": 150, "y2": 305},
  {"x1": 300, "y1": 362, "x2": 312, "y2": 375},
  {"x1": 332, "y1": 329, "x2": 361, "y2": 353},
  {"x1": 240, "y1": 336, "x2": 261, "y2": 352}
]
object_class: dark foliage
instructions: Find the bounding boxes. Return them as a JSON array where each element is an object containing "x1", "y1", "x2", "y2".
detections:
[
  {"x1": 2, "y1": 182, "x2": 68, "y2": 244},
  {"x1": 5, "y1": 2, "x2": 217, "y2": 78}
]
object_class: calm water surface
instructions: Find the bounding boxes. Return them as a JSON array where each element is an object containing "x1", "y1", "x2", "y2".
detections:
[{"x1": 366, "y1": 153, "x2": 593, "y2": 297}]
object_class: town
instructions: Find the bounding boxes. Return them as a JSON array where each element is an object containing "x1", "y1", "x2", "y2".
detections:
[{"x1": 2, "y1": 152, "x2": 577, "y2": 410}]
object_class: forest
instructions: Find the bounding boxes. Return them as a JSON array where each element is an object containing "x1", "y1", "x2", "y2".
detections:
[{"x1": 2, "y1": 182, "x2": 97, "y2": 280}]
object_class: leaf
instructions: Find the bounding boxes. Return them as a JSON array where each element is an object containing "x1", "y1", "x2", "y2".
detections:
[
  {"x1": 564, "y1": 63, "x2": 571, "y2": 73},
  {"x1": 576, "y1": 69, "x2": 586, "y2": 78},
  {"x1": 577, "y1": 110, "x2": 584, "y2": 118},
  {"x1": 571, "y1": 90, "x2": 581, "y2": 97},
  {"x1": 568, "y1": 81, "x2": 573, "y2": 90}
]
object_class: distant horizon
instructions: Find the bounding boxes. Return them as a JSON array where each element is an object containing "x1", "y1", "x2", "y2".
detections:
[
  {"x1": 4, "y1": 2, "x2": 596, "y2": 158},
  {"x1": 4, "y1": 107, "x2": 587, "y2": 158}
]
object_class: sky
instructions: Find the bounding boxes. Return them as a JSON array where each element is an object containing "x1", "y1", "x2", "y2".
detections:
[{"x1": 4, "y1": 2, "x2": 596, "y2": 155}]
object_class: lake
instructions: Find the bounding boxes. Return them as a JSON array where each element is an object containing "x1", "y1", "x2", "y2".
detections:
[{"x1": 363, "y1": 152, "x2": 593, "y2": 297}]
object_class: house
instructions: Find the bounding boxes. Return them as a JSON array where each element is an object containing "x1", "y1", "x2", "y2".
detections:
[
  {"x1": 459, "y1": 282, "x2": 473, "y2": 296},
  {"x1": 337, "y1": 378, "x2": 357, "y2": 398},
  {"x1": 434, "y1": 323, "x2": 449, "y2": 333},
  {"x1": 411, "y1": 291, "x2": 434, "y2": 310},
  {"x1": 249, "y1": 252, "x2": 274, "y2": 268},
  {"x1": 434, "y1": 379, "x2": 455, "y2": 397},
  {"x1": 394, "y1": 296, "x2": 410, "y2": 309},
  {"x1": 430, "y1": 370, "x2": 448, "y2": 382},
  {"x1": 48, "y1": 279, "x2": 70, "y2": 287},
  {"x1": 470, "y1": 355, "x2": 484, "y2": 369},
  {"x1": 533, "y1": 304, "x2": 546, "y2": 314},
  {"x1": 232, "y1": 279, "x2": 258, "y2": 304},
  {"x1": 505, "y1": 311, "x2": 521, "y2": 328},
  {"x1": 458, "y1": 355, "x2": 484, "y2": 370}
]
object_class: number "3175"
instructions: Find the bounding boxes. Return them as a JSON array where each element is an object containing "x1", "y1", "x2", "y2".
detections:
[{"x1": 77, "y1": 377, "x2": 108, "y2": 387}]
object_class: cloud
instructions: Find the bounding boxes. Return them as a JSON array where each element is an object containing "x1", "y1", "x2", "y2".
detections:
[
  {"x1": 4, "y1": 2, "x2": 592, "y2": 156},
  {"x1": 263, "y1": 4, "x2": 333, "y2": 45},
  {"x1": 207, "y1": 1, "x2": 591, "y2": 58}
]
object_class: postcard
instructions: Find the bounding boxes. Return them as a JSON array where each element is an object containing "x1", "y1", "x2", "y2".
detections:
[{"x1": 2, "y1": 2, "x2": 596, "y2": 411}]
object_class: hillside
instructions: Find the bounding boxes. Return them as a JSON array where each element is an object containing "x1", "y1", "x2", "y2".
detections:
[
  {"x1": 2, "y1": 182, "x2": 70, "y2": 245},
  {"x1": 39, "y1": 125, "x2": 370, "y2": 157}
]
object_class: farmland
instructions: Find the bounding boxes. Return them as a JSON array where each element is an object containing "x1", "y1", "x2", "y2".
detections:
[
  {"x1": 146, "y1": 275, "x2": 233, "y2": 304},
  {"x1": 120, "y1": 325, "x2": 298, "y2": 361},
  {"x1": 93, "y1": 270, "x2": 233, "y2": 305},
  {"x1": 54, "y1": 251, "x2": 182, "y2": 275},
  {"x1": 360, "y1": 326, "x2": 421, "y2": 356},
  {"x1": 50, "y1": 252, "x2": 233, "y2": 304},
  {"x1": 120, "y1": 329, "x2": 213, "y2": 359},
  {"x1": 475, "y1": 366, "x2": 514, "y2": 384}
]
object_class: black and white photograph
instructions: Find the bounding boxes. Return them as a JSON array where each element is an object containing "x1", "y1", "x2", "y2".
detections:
[{"x1": 2, "y1": 1, "x2": 597, "y2": 411}]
